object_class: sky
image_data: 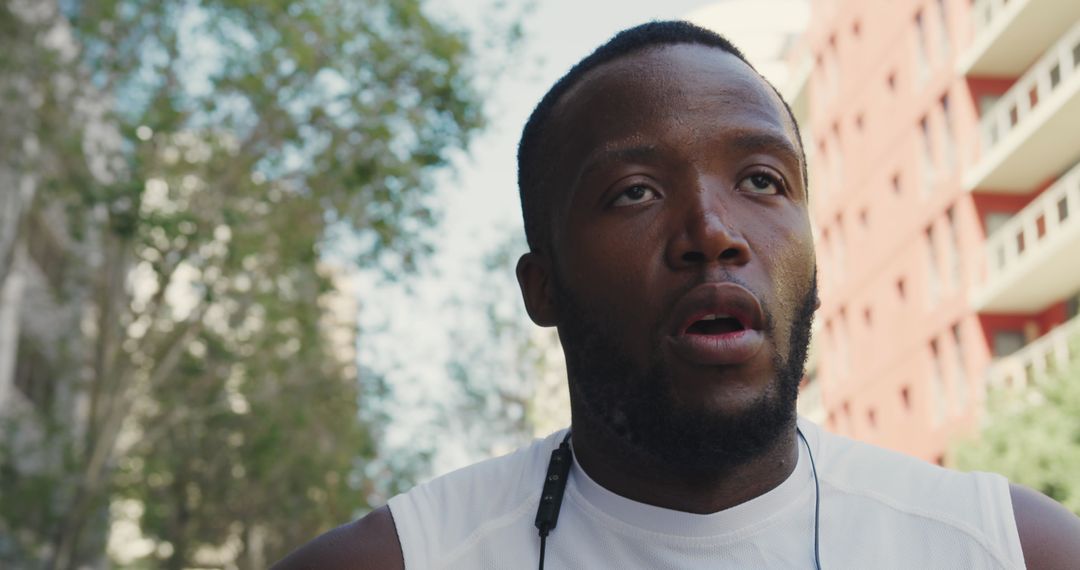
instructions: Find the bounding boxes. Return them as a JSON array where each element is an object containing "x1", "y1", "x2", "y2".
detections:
[{"x1": 356, "y1": 0, "x2": 811, "y2": 478}]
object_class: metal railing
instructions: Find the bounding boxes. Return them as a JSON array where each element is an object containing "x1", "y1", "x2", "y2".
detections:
[
  {"x1": 978, "y1": 21, "x2": 1080, "y2": 155},
  {"x1": 984, "y1": 160, "x2": 1080, "y2": 283}
]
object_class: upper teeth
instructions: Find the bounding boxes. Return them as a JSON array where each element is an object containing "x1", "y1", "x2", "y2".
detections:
[{"x1": 700, "y1": 314, "x2": 730, "y2": 321}]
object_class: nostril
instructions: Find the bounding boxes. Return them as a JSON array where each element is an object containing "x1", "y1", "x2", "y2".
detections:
[
  {"x1": 719, "y1": 248, "x2": 741, "y2": 260},
  {"x1": 682, "y1": 251, "x2": 706, "y2": 263}
]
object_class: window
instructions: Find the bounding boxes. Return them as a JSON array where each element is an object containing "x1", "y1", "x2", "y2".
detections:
[
  {"x1": 919, "y1": 116, "x2": 935, "y2": 195},
  {"x1": 833, "y1": 215, "x2": 847, "y2": 280},
  {"x1": 930, "y1": 339, "x2": 946, "y2": 423},
  {"x1": 824, "y1": 318, "x2": 834, "y2": 352},
  {"x1": 992, "y1": 330, "x2": 1025, "y2": 357},
  {"x1": 831, "y1": 122, "x2": 844, "y2": 192},
  {"x1": 1066, "y1": 292, "x2": 1079, "y2": 319},
  {"x1": 818, "y1": 140, "x2": 830, "y2": 194},
  {"x1": 838, "y1": 307, "x2": 851, "y2": 374},
  {"x1": 936, "y1": 0, "x2": 950, "y2": 57},
  {"x1": 821, "y1": 227, "x2": 832, "y2": 287},
  {"x1": 951, "y1": 323, "x2": 967, "y2": 410},
  {"x1": 940, "y1": 93, "x2": 955, "y2": 170},
  {"x1": 832, "y1": 136, "x2": 845, "y2": 191},
  {"x1": 826, "y1": 35, "x2": 840, "y2": 98},
  {"x1": 984, "y1": 212, "x2": 1012, "y2": 237},
  {"x1": 815, "y1": 52, "x2": 827, "y2": 99},
  {"x1": 945, "y1": 206, "x2": 962, "y2": 288},
  {"x1": 978, "y1": 94, "x2": 1000, "y2": 116},
  {"x1": 914, "y1": 10, "x2": 930, "y2": 84},
  {"x1": 925, "y1": 226, "x2": 940, "y2": 305}
]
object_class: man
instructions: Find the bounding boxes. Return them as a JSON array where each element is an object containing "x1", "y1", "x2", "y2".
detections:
[{"x1": 277, "y1": 21, "x2": 1080, "y2": 569}]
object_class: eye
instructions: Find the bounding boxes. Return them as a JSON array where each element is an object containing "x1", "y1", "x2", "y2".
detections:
[
  {"x1": 611, "y1": 184, "x2": 660, "y2": 207},
  {"x1": 737, "y1": 172, "x2": 784, "y2": 195}
]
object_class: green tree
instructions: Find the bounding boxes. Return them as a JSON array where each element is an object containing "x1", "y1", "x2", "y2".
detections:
[
  {"x1": 952, "y1": 334, "x2": 1080, "y2": 516},
  {"x1": 443, "y1": 229, "x2": 568, "y2": 461},
  {"x1": 0, "y1": 0, "x2": 515, "y2": 566}
]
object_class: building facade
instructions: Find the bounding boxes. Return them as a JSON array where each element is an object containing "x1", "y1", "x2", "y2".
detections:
[{"x1": 790, "y1": 0, "x2": 1080, "y2": 462}]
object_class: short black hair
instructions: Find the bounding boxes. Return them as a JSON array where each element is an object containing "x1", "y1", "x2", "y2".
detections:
[{"x1": 516, "y1": 20, "x2": 807, "y2": 253}]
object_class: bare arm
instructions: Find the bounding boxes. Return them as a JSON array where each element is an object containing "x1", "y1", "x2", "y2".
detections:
[
  {"x1": 1011, "y1": 483, "x2": 1080, "y2": 570},
  {"x1": 272, "y1": 505, "x2": 405, "y2": 570}
]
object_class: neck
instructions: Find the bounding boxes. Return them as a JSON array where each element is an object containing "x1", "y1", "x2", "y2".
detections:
[{"x1": 569, "y1": 410, "x2": 799, "y2": 515}]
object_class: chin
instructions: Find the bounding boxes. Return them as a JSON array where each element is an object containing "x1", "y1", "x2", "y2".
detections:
[
  {"x1": 568, "y1": 349, "x2": 801, "y2": 476},
  {"x1": 664, "y1": 355, "x2": 782, "y2": 410},
  {"x1": 558, "y1": 272, "x2": 817, "y2": 474}
]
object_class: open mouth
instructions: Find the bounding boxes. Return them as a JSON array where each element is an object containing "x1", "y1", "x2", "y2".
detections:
[
  {"x1": 666, "y1": 283, "x2": 765, "y2": 365},
  {"x1": 685, "y1": 314, "x2": 745, "y2": 335}
]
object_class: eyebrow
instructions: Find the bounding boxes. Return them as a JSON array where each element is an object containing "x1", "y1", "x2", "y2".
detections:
[
  {"x1": 722, "y1": 129, "x2": 802, "y2": 167},
  {"x1": 576, "y1": 144, "x2": 663, "y2": 183},
  {"x1": 575, "y1": 130, "x2": 802, "y2": 185}
]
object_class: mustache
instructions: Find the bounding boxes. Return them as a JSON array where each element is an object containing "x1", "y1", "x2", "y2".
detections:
[{"x1": 663, "y1": 270, "x2": 776, "y2": 335}]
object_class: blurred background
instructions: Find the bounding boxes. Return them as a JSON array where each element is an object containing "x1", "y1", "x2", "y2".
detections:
[{"x1": 1, "y1": 0, "x2": 1078, "y2": 567}]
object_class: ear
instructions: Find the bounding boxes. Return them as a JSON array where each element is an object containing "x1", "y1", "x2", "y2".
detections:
[{"x1": 516, "y1": 252, "x2": 559, "y2": 327}]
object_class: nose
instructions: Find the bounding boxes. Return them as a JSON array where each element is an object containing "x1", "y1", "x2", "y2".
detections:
[{"x1": 666, "y1": 190, "x2": 751, "y2": 269}]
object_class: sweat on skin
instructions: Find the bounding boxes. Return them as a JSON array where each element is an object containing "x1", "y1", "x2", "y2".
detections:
[{"x1": 273, "y1": 28, "x2": 1080, "y2": 570}]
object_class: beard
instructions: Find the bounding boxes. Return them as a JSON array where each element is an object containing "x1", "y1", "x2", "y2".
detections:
[{"x1": 556, "y1": 272, "x2": 818, "y2": 477}]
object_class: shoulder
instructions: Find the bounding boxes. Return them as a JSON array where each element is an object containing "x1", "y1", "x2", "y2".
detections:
[
  {"x1": 1010, "y1": 483, "x2": 1080, "y2": 569},
  {"x1": 275, "y1": 431, "x2": 567, "y2": 570},
  {"x1": 271, "y1": 505, "x2": 403, "y2": 570},
  {"x1": 393, "y1": 430, "x2": 563, "y2": 525},
  {"x1": 803, "y1": 420, "x2": 1025, "y2": 565},
  {"x1": 804, "y1": 419, "x2": 975, "y2": 501},
  {"x1": 389, "y1": 431, "x2": 566, "y2": 566}
]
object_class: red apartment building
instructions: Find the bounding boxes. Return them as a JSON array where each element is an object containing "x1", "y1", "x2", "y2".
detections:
[{"x1": 789, "y1": 0, "x2": 1080, "y2": 463}]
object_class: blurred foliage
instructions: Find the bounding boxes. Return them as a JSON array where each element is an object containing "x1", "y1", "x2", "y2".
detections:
[
  {"x1": 443, "y1": 229, "x2": 567, "y2": 460},
  {"x1": 952, "y1": 334, "x2": 1080, "y2": 516},
  {"x1": 0, "y1": 0, "x2": 516, "y2": 567}
]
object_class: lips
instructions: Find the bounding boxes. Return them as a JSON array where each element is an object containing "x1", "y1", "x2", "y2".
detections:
[{"x1": 665, "y1": 282, "x2": 766, "y2": 366}]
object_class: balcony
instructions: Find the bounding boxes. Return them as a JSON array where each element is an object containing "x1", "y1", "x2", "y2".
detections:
[
  {"x1": 987, "y1": 313, "x2": 1080, "y2": 388},
  {"x1": 964, "y1": 22, "x2": 1080, "y2": 192},
  {"x1": 960, "y1": 0, "x2": 1080, "y2": 76},
  {"x1": 975, "y1": 161, "x2": 1080, "y2": 312}
]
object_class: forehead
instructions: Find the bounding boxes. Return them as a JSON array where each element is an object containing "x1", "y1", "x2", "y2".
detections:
[
  {"x1": 557, "y1": 43, "x2": 782, "y2": 118},
  {"x1": 544, "y1": 43, "x2": 798, "y2": 192}
]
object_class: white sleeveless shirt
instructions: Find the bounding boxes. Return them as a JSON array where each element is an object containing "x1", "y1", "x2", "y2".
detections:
[{"x1": 387, "y1": 419, "x2": 1025, "y2": 568}]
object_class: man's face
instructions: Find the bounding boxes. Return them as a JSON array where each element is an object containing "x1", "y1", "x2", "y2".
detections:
[{"x1": 526, "y1": 44, "x2": 818, "y2": 472}]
